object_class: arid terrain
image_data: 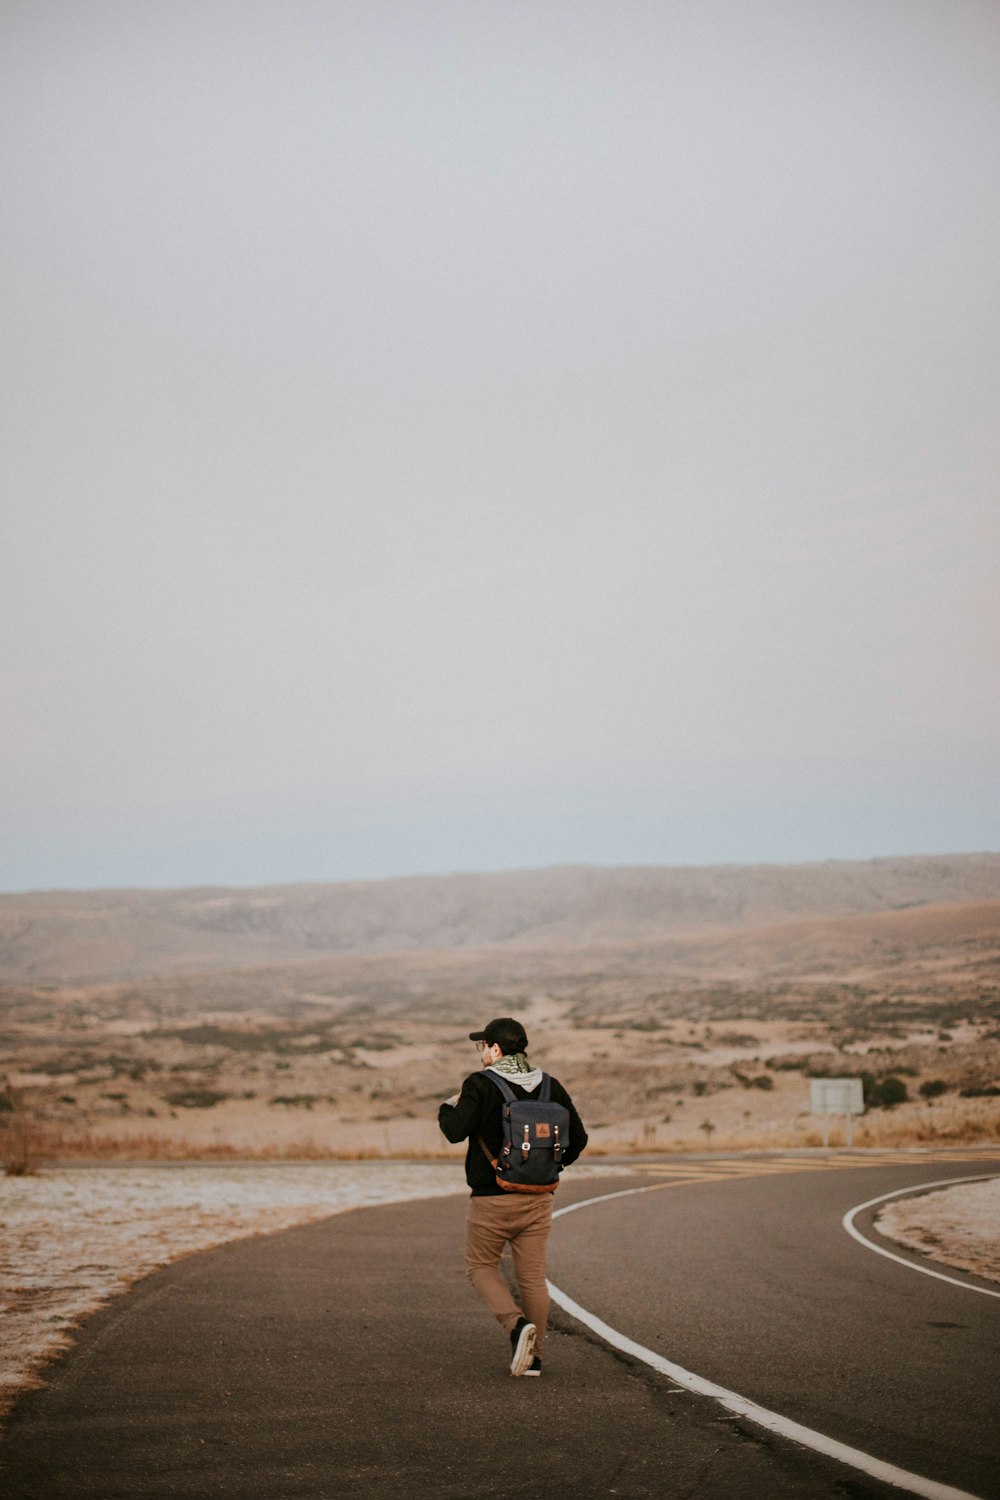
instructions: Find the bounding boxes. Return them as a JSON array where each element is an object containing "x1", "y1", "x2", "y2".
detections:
[{"x1": 2, "y1": 856, "x2": 999, "y2": 1160}]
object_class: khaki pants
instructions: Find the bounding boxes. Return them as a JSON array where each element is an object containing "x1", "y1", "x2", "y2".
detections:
[{"x1": 465, "y1": 1193, "x2": 554, "y2": 1355}]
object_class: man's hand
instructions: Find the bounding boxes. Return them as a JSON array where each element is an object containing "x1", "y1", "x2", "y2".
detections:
[{"x1": 443, "y1": 1093, "x2": 460, "y2": 1108}]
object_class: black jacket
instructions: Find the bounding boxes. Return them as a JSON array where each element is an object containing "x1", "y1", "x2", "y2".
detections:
[{"x1": 438, "y1": 1068, "x2": 588, "y2": 1195}]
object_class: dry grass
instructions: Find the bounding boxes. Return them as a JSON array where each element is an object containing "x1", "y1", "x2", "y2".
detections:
[
  {"x1": 19, "y1": 1092, "x2": 998, "y2": 1164},
  {"x1": 582, "y1": 1096, "x2": 1000, "y2": 1156},
  {"x1": 15, "y1": 1127, "x2": 460, "y2": 1163},
  {"x1": 1, "y1": 1091, "x2": 46, "y2": 1176},
  {"x1": 4, "y1": 891, "x2": 998, "y2": 1164}
]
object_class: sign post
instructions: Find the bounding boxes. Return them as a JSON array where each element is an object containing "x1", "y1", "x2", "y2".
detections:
[{"x1": 809, "y1": 1077, "x2": 864, "y2": 1147}]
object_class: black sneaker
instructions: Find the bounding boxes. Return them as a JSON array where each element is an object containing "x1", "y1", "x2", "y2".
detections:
[
  {"x1": 524, "y1": 1356, "x2": 542, "y2": 1377},
  {"x1": 509, "y1": 1317, "x2": 537, "y2": 1376}
]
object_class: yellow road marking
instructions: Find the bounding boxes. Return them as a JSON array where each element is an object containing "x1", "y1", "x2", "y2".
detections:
[
  {"x1": 634, "y1": 1160, "x2": 844, "y2": 1175},
  {"x1": 629, "y1": 1150, "x2": 1000, "y2": 1181}
]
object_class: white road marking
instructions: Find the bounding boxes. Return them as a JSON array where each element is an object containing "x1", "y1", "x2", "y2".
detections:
[
  {"x1": 554, "y1": 1183, "x2": 662, "y2": 1216},
  {"x1": 550, "y1": 1181, "x2": 989, "y2": 1500},
  {"x1": 842, "y1": 1174, "x2": 1000, "y2": 1299}
]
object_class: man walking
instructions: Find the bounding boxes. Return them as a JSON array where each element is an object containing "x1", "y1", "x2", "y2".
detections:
[{"x1": 438, "y1": 1016, "x2": 588, "y2": 1377}]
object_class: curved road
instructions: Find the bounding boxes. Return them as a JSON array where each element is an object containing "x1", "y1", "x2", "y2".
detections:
[
  {"x1": 2, "y1": 1151, "x2": 998, "y2": 1499},
  {"x1": 548, "y1": 1154, "x2": 1000, "y2": 1500}
]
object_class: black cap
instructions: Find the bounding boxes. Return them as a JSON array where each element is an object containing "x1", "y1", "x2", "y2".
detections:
[{"x1": 468, "y1": 1017, "x2": 529, "y2": 1053}]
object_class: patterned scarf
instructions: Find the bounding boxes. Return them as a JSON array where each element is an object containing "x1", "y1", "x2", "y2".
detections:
[
  {"x1": 487, "y1": 1052, "x2": 542, "y2": 1091},
  {"x1": 491, "y1": 1051, "x2": 530, "y2": 1075}
]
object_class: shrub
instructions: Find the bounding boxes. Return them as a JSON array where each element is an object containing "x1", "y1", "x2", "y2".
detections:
[
  {"x1": 865, "y1": 1075, "x2": 909, "y2": 1109},
  {"x1": 732, "y1": 1070, "x2": 773, "y2": 1090},
  {"x1": 880, "y1": 1076, "x2": 909, "y2": 1107},
  {"x1": 164, "y1": 1090, "x2": 229, "y2": 1109},
  {"x1": 959, "y1": 1085, "x2": 1000, "y2": 1098},
  {"x1": 919, "y1": 1079, "x2": 948, "y2": 1100}
]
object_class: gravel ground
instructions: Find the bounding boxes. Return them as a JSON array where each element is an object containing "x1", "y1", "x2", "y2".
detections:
[{"x1": 876, "y1": 1176, "x2": 1000, "y2": 1285}]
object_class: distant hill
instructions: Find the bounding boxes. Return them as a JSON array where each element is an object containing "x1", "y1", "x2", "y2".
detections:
[{"x1": 1, "y1": 854, "x2": 998, "y2": 983}]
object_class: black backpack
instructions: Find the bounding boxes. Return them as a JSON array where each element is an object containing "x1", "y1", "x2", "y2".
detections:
[{"x1": 478, "y1": 1072, "x2": 570, "y2": 1194}]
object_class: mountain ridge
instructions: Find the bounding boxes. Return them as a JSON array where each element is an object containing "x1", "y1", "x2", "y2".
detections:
[{"x1": 1, "y1": 853, "x2": 998, "y2": 983}]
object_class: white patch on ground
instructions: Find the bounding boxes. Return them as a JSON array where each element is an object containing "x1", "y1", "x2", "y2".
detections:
[
  {"x1": 1, "y1": 1162, "x2": 466, "y2": 1426},
  {"x1": 0, "y1": 1160, "x2": 626, "y2": 1431},
  {"x1": 876, "y1": 1177, "x2": 1000, "y2": 1285}
]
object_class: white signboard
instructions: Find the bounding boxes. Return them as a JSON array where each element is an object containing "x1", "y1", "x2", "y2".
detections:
[
  {"x1": 810, "y1": 1077, "x2": 864, "y2": 1116},
  {"x1": 810, "y1": 1076, "x2": 864, "y2": 1147}
]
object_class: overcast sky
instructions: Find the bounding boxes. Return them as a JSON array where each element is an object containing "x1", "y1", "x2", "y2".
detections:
[{"x1": 2, "y1": 0, "x2": 998, "y2": 892}]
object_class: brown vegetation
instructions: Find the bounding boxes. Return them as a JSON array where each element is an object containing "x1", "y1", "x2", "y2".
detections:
[
  {"x1": 0, "y1": 894, "x2": 995, "y2": 1152},
  {"x1": 2, "y1": 869, "x2": 998, "y2": 1157},
  {"x1": 0, "y1": 1089, "x2": 45, "y2": 1176}
]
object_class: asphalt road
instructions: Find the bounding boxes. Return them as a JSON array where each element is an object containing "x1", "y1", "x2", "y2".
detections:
[
  {"x1": 547, "y1": 1154, "x2": 1000, "y2": 1500},
  {"x1": 2, "y1": 1153, "x2": 998, "y2": 1500}
]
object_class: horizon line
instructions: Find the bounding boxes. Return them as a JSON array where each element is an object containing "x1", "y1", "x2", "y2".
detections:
[{"x1": 3, "y1": 848, "x2": 998, "y2": 901}]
